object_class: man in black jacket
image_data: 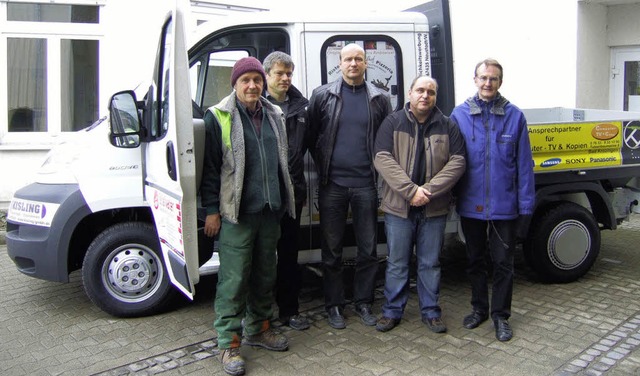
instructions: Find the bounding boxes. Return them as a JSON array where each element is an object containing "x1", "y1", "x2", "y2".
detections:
[
  {"x1": 263, "y1": 51, "x2": 311, "y2": 331},
  {"x1": 308, "y1": 43, "x2": 392, "y2": 329}
]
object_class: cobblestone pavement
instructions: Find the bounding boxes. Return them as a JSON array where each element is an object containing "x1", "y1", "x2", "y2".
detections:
[{"x1": 2, "y1": 215, "x2": 640, "y2": 376}]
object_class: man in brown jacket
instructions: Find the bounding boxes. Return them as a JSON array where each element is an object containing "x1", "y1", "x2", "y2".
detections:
[{"x1": 373, "y1": 75, "x2": 465, "y2": 333}]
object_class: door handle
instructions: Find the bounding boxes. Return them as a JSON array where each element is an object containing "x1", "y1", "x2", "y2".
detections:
[{"x1": 166, "y1": 141, "x2": 177, "y2": 181}]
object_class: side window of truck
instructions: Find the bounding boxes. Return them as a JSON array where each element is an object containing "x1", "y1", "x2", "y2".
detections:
[
  {"x1": 189, "y1": 28, "x2": 290, "y2": 112},
  {"x1": 321, "y1": 36, "x2": 403, "y2": 110}
]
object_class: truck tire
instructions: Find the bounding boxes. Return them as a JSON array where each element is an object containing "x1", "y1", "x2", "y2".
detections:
[
  {"x1": 524, "y1": 202, "x2": 600, "y2": 283},
  {"x1": 82, "y1": 222, "x2": 178, "y2": 317}
]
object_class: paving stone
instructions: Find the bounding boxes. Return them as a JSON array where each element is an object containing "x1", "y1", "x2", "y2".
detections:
[{"x1": 3, "y1": 213, "x2": 640, "y2": 376}]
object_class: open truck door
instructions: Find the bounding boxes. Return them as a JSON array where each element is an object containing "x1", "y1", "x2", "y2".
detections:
[
  {"x1": 142, "y1": 1, "x2": 199, "y2": 300},
  {"x1": 91, "y1": 0, "x2": 198, "y2": 317}
]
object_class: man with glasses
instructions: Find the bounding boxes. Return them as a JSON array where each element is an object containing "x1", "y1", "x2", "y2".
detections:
[
  {"x1": 263, "y1": 51, "x2": 311, "y2": 331},
  {"x1": 450, "y1": 58, "x2": 535, "y2": 342}
]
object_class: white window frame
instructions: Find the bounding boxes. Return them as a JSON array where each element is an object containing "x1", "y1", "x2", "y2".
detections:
[
  {"x1": 0, "y1": 1, "x2": 104, "y2": 147},
  {"x1": 610, "y1": 46, "x2": 640, "y2": 111}
]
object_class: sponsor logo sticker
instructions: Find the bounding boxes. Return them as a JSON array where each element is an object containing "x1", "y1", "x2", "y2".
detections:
[
  {"x1": 7, "y1": 198, "x2": 60, "y2": 227},
  {"x1": 540, "y1": 158, "x2": 561, "y2": 168}
]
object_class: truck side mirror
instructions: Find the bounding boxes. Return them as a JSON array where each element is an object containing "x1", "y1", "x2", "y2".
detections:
[{"x1": 108, "y1": 91, "x2": 142, "y2": 148}]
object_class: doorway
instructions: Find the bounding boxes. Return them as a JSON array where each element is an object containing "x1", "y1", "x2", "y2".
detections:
[{"x1": 611, "y1": 47, "x2": 640, "y2": 111}]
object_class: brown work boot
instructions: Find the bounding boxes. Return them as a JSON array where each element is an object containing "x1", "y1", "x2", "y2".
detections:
[
  {"x1": 243, "y1": 328, "x2": 289, "y2": 351},
  {"x1": 218, "y1": 347, "x2": 245, "y2": 376}
]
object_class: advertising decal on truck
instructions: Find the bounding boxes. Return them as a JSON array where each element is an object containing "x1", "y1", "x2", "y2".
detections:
[
  {"x1": 530, "y1": 120, "x2": 640, "y2": 171},
  {"x1": 7, "y1": 198, "x2": 59, "y2": 227}
]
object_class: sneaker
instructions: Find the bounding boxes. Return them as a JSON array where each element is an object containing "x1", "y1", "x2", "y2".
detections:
[
  {"x1": 285, "y1": 314, "x2": 310, "y2": 331},
  {"x1": 327, "y1": 306, "x2": 346, "y2": 329},
  {"x1": 376, "y1": 316, "x2": 400, "y2": 332},
  {"x1": 243, "y1": 328, "x2": 289, "y2": 351},
  {"x1": 356, "y1": 304, "x2": 377, "y2": 326},
  {"x1": 423, "y1": 316, "x2": 447, "y2": 333},
  {"x1": 218, "y1": 347, "x2": 245, "y2": 376}
]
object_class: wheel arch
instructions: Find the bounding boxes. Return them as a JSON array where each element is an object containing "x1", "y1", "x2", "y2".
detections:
[
  {"x1": 67, "y1": 207, "x2": 154, "y2": 275},
  {"x1": 533, "y1": 181, "x2": 616, "y2": 230}
]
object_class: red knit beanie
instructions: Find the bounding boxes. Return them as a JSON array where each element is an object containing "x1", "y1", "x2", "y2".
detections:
[{"x1": 230, "y1": 56, "x2": 266, "y2": 88}]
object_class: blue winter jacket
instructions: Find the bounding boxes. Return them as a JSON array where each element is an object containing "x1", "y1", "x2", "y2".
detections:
[{"x1": 450, "y1": 93, "x2": 535, "y2": 220}]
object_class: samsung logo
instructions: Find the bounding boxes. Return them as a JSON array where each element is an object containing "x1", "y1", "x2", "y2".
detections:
[{"x1": 540, "y1": 158, "x2": 561, "y2": 168}]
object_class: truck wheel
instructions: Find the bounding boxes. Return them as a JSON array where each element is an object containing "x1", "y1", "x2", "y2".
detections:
[
  {"x1": 82, "y1": 222, "x2": 178, "y2": 317},
  {"x1": 524, "y1": 202, "x2": 600, "y2": 283}
]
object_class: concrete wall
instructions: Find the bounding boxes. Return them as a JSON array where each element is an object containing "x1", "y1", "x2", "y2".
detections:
[
  {"x1": 448, "y1": 0, "x2": 578, "y2": 109},
  {"x1": 577, "y1": 2, "x2": 610, "y2": 109},
  {"x1": 607, "y1": 3, "x2": 640, "y2": 46}
]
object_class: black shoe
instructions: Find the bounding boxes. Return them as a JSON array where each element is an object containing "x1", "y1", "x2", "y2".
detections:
[
  {"x1": 463, "y1": 311, "x2": 489, "y2": 329},
  {"x1": 285, "y1": 315, "x2": 310, "y2": 331},
  {"x1": 327, "y1": 306, "x2": 346, "y2": 329},
  {"x1": 356, "y1": 304, "x2": 377, "y2": 326},
  {"x1": 376, "y1": 316, "x2": 400, "y2": 332},
  {"x1": 422, "y1": 316, "x2": 447, "y2": 333},
  {"x1": 495, "y1": 319, "x2": 513, "y2": 342}
]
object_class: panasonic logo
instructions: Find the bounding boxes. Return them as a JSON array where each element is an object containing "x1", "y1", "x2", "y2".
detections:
[{"x1": 540, "y1": 158, "x2": 561, "y2": 168}]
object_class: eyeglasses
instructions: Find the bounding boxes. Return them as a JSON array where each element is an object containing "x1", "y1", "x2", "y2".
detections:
[{"x1": 476, "y1": 75, "x2": 500, "y2": 84}]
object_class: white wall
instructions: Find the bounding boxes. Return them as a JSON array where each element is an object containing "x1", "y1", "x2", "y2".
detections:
[
  {"x1": 448, "y1": 0, "x2": 578, "y2": 109},
  {"x1": 577, "y1": 2, "x2": 610, "y2": 109},
  {"x1": 607, "y1": 3, "x2": 640, "y2": 46},
  {"x1": 100, "y1": 0, "x2": 172, "y2": 117}
]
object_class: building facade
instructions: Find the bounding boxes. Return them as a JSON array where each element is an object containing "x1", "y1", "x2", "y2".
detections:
[{"x1": 0, "y1": 0, "x2": 639, "y2": 207}]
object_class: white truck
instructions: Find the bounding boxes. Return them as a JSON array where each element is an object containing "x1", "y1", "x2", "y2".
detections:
[{"x1": 6, "y1": 0, "x2": 640, "y2": 317}]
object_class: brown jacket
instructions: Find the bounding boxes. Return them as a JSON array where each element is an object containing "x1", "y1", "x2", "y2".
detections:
[{"x1": 373, "y1": 104, "x2": 466, "y2": 218}]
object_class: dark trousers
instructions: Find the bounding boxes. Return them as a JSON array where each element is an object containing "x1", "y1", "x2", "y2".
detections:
[
  {"x1": 319, "y1": 181, "x2": 378, "y2": 309},
  {"x1": 460, "y1": 217, "x2": 516, "y2": 321},
  {"x1": 276, "y1": 202, "x2": 304, "y2": 318}
]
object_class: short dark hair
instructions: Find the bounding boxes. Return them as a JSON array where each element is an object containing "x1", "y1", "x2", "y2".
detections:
[
  {"x1": 263, "y1": 51, "x2": 294, "y2": 73},
  {"x1": 410, "y1": 75, "x2": 438, "y2": 92},
  {"x1": 475, "y1": 58, "x2": 503, "y2": 80}
]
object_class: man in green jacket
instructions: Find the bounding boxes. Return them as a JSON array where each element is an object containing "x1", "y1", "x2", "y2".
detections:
[{"x1": 200, "y1": 56, "x2": 296, "y2": 376}]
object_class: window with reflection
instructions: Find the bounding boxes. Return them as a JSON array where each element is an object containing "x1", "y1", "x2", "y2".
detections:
[
  {"x1": 61, "y1": 39, "x2": 99, "y2": 131},
  {"x1": 321, "y1": 37, "x2": 403, "y2": 110},
  {"x1": 7, "y1": 3, "x2": 99, "y2": 23},
  {"x1": 624, "y1": 61, "x2": 640, "y2": 111},
  {"x1": 7, "y1": 38, "x2": 47, "y2": 132}
]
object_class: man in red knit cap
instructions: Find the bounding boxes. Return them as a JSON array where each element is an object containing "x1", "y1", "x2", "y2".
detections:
[{"x1": 200, "y1": 56, "x2": 296, "y2": 376}]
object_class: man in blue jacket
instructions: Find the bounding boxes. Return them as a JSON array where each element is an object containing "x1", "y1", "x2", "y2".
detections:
[{"x1": 450, "y1": 58, "x2": 535, "y2": 342}]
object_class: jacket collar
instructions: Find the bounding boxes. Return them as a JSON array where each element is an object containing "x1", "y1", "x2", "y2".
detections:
[{"x1": 466, "y1": 92, "x2": 509, "y2": 116}]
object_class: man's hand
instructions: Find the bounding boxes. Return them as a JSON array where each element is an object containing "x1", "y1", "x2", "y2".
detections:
[
  {"x1": 204, "y1": 213, "x2": 221, "y2": 237},
  {"x1": 410, "y1": 187, "x2": 431, "y2": 206}
]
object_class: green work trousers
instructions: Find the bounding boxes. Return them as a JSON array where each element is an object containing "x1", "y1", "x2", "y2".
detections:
[{"x1": 214, "y1": 209, "x2": 281, "y2": 349}]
